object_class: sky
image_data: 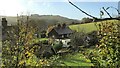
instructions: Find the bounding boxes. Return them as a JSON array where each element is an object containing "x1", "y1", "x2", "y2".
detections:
[{"x1": 0, "y1": 0, "x2": 119, "y2": 20}]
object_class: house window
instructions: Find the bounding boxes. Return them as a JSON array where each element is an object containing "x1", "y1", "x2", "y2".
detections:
[
  {"x1": 62, "y1": 35, "x2": 64, "y2": 38},
  {"x1": 67, "y1": 34, "x2": 69, "y2": 37},
  {"x1": 52, "y1": 35, "x2": 55, "y2": 38}
]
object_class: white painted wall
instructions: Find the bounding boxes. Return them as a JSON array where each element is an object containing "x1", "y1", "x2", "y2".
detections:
[{"x1": 55, "y1": 39, "x2": 71, "y2": 47}]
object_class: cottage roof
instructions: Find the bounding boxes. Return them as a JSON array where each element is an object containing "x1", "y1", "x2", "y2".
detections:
[{"x1": 54, "y1": 27, "x2": 73, "y2": 35}]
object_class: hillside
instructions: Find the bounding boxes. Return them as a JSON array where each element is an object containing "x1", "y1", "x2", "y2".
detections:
[
  {"x1": 0, "y1": 15, "x2": 80, "y2": 26},
  {"x1": 31, "y1": 15, "x2": 80, "y2": 24},
  {"x1": 69, "y1": 20, "x2": 118, "y2": 33}
]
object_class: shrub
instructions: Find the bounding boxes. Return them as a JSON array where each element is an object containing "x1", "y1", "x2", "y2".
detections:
[
  {"x1": 53, "y1": 41, "x2": 63, "y2": 51},
  {"x1": 86, "y1": 31, "x2": 99, "y2": 47},
  {"x1": 70, "y1": 32, "x2": 86, "y2": 46},
  {"x1": 41, "y1": 40, "x2": 48, "y2": 44},
  {"x1": 89, "y1": 20, "x2": 120, "y2": 67},
  {"x1": 70, "y1": 31, "x2": 87, "y2": 52},
  {"x1": 2, "y1": 16, "x2": 43, "y2": 67}
]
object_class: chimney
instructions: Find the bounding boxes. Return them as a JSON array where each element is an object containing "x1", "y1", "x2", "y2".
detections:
[
  {"x1": 2, "y1": 18, "x2": 7, "y2": 28},
  {"x1": 62, "y1": 23, "x2": 66, "y2": 28},
  {"x1": 56, "y1": 24, "x2": 61, "y2": 29}
]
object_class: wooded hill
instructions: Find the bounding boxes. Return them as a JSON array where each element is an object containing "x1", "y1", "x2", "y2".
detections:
[{"x1": 0, "y1": 15, "x2": 81, "y2": 26}]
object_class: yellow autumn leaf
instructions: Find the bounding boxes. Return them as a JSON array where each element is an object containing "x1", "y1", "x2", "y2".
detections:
[{"x1": 19, "y1": 60, "x2": 25, "y2": 65}]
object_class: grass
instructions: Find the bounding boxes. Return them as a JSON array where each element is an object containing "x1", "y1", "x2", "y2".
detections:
[
  {"x1": 57, "y1": 52, "x2": 94, "y2": 66},
  {"x1": 39, "y1": 38, "x2": 48, "y2": 41},
  {"x1": 69, "y1": 20, "x2": 118, "y2": 33},
  {"x1": 69, "y1": 22, "x2": 98, "y2": 33},
  {"x1": 31, "y1": 38, "x2": 48, "y2": 43}
]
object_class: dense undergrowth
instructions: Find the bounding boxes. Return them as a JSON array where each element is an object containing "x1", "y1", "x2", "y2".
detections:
[{"x1": 83, "y1": 20, "x2": 120, "y2": 67}]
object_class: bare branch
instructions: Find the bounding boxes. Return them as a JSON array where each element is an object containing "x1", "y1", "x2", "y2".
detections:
[
  {"x1": 68, "y1": 0, "x2": 98, "y2": 20},
  {"x1": 110, "y1": 6, "x2": 120, "y2": 16},
  {"x1": 102, "y1": 7, "x2": 112, "y2": 18}
]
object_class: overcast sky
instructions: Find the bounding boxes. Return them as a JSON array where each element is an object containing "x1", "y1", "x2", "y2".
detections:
[{"x1": 0, "y1": 0, "x2": 119, "y2": 19}]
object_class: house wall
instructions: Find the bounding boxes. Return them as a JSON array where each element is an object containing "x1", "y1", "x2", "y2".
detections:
[{"x1": 55, "y1": 39, "x2": 71, "y2": 47}]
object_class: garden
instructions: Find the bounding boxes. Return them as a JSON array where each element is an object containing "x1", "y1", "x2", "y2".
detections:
[{"x1": 1, "y1": 18, "x2": 120, "y2": 68}]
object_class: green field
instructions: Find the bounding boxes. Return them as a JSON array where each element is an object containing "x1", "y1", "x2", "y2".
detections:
[
  {"x1": 58, "y1": 53, "x2": 93, "y2": 66},
  {"x1": 69, "y1": 20, "x2": 118, "y2": 33}
]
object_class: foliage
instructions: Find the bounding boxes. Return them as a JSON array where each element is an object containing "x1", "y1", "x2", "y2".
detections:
[
  {"x1": 40, "y1": 40, "x2": 48, "y2": 44},
  {"x1": 87, "y1": 20, "x2": 120, "y2": 67},
  {"x1": 46, "y1": 25, "x2": 54, "y2": 37},
  {"x1": 49, "y1": 52, "x2": 93, "y2": 66},
  {"x1": 81, "y1": 17, "x2": 93, "y2": 23},
  {"x1": 40, "y1": 30, "x2": 47, "y2": 38},
  {"x1": 34, "y1": 52, "x2": 93, "y2": 66},
  {"x1": 32, "y1": 38, "x2": 48, "y2": 44},
  {"x1": 2, "y1": 16, "x2": 40, "y2": 67},
  {"x1": 70, "y1": 31, "x2": 86, "y2": 50},
  {"x1": 53, "y1": 41, "x2": 63, "y2": 51},
  {"x1": 47, "y1": 55, "x2": 62, "y2": 66},
  {"x1": 86, "y1": 31, "x2": 99, "y2": 47}
]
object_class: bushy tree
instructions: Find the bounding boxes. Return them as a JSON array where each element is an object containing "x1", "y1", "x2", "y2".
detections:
[
  {"x1": 89, "y1": 20, "x2": 120, "y2": 67},
  {"x1": 2, "y1": 16, "x2": 40, "y2": 67},
  {"x1": 70, "y1": 31, "x2": 86, "y2": 51},
  {"x1": 81, "y1": 17, "x2": 93, "y2": 23}
]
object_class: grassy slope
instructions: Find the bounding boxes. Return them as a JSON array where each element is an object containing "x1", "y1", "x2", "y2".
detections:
[
  {"x1": 58, "y1": 53, "x2": 93, "y2": 66},
  {"x1": 69, "y1": 23, "x2": 98, "y2": 33},
  {"x1": 69, "y1": 20, "x2": 118, "y2": 33}
]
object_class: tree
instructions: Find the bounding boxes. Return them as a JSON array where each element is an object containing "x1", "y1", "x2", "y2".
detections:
[
  {"x1": 70, "y1": 31, "x2": 86, "y2": 51},
  {"x1": 87, "y1": 20, "x2": 120, "y2": 67},
  {"x1": 81, "y1": 17, "x2": 93, "y2": 23},
  {"x1": 2, "y1": 15, "x2": 39, "y2": 67}
]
